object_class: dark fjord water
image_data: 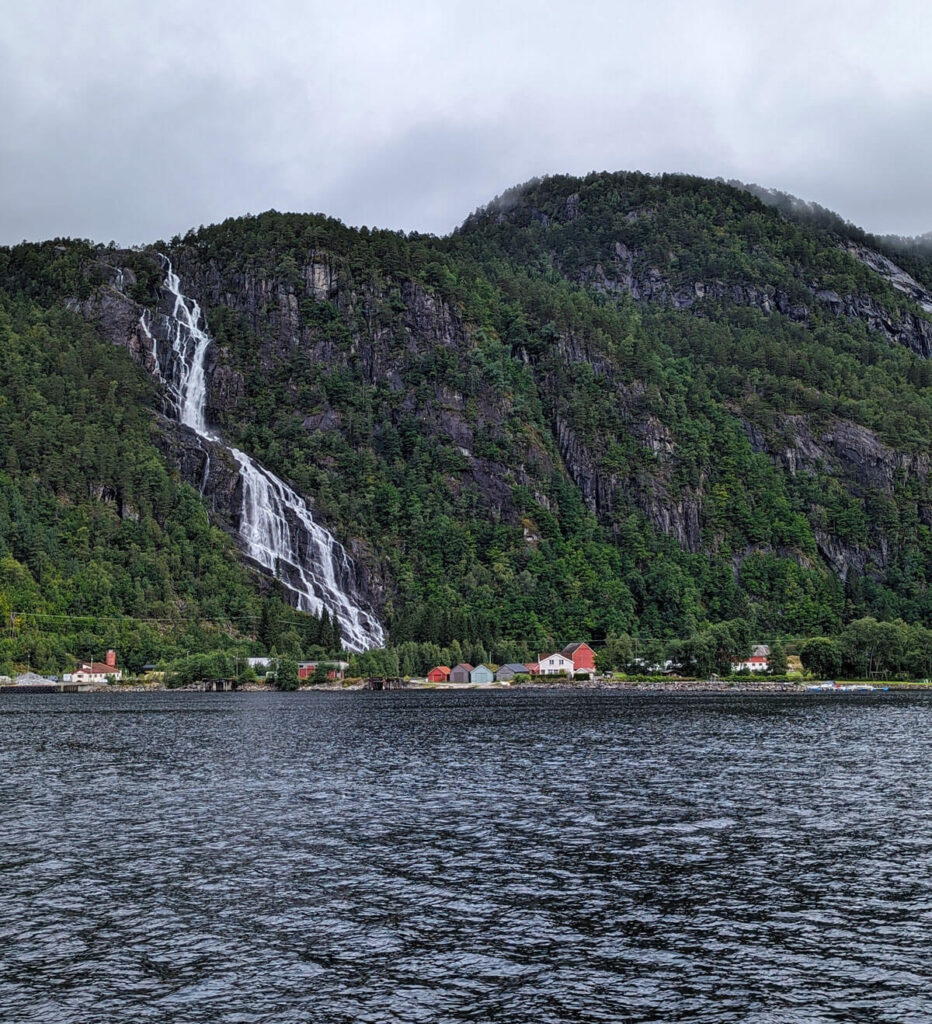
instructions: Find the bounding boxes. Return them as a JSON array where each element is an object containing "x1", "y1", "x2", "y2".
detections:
[{"x1": 2, "y1": 690, "x2": 931, "y2": 1024}]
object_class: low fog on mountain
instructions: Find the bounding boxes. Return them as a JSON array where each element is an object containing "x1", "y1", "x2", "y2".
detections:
[{"x1": 2, "y1": 0, "x2": 931, "y2": 244}]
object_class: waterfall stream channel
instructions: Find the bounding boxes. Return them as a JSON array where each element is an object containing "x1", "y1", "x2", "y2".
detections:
[{"x1": 138, "y1": 257, "x2": 384, "y2": 651}]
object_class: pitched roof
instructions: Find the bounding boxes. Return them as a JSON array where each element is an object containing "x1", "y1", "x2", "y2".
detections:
[
  {"x1": 452, "y1": 662, "x2": 473, "y2": 671},
  {"x1": 430, "y1": 665, "x2": 451, "y2": 673},
  {"x1": 562, "y1": 642, "x2": 591, "y2": 656},
  {"x1": 500, "y1": 663, "x2": 530, "y2": 672},
  {"x1": 76, "y1": 661, "x2": 118, "y2": 674}
]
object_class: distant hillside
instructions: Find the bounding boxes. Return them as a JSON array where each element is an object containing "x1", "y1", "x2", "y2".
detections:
[
  {"x1": 729, "y1": 178, "x2": 932, "y2": 291},
  {"x1": 4, "y1": 170, "x2": 932, "y2": 671}
]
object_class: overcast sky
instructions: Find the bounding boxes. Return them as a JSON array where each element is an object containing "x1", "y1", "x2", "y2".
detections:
[{"x1": 2, "y1": 0, "x2": 930, "y2": 245}]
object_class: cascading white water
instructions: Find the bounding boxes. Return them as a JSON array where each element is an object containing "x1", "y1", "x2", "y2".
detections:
[{"x1": 139, "y1": 257, "x2": 385, "y2": 651}]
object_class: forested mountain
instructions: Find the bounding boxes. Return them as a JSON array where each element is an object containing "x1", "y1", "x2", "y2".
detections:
[{"x1": 3, "y1": 170, "x2": 932, "y2": 672}]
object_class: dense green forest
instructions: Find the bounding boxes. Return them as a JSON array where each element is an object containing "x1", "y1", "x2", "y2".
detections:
[
  {"x1": 4, "y1": 171, "x2": 932, "y2": 678},
  {"x1": 0, "y1": 281, "x2": 343, "y2": 675}
]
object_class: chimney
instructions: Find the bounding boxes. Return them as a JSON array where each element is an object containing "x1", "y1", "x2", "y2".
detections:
[{"x1": 105, "y1": 649, "x2": 117, "y2": 668}]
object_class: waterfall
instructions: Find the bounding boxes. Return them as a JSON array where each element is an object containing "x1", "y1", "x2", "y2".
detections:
[{"x1": 139, "y1": 256, "x2": 385, "y2": 652}]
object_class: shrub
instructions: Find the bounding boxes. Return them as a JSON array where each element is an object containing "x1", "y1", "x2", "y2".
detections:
[{"x1": 275, "y1": 657, "x2": 299, "y2": 691}]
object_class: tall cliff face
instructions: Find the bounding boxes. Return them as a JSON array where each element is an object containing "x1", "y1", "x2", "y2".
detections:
[
  {"x1": 166, "y1": 250, "x2": 559, "y2": 523},
  {"x1": 50, "y1": 171, "x2": 932, "y2": 640},
  {"x1": 76, "y1": 262, "x2": 246, "y2": 531},
  {"x1": 78, "y1": 253, "x2": 387, "y2": 645},
  {"x1": 451, "y1": 173, "x2": 932, "y2": 582}
]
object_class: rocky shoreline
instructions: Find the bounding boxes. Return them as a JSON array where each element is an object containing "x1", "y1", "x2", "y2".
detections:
[
  {"x1": 306, "y1": 678, "x2": 923, "y2": 694},
  {"x1": 15, "y1": 679, "x2": 929, "y2": 696}
]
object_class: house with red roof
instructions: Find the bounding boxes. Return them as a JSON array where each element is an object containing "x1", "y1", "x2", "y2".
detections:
[
  {"x1": 731, "y1": 645, "x2": 770, "y2": 672},
  {"x1": 72, "y1": 649, "x2": 122, "y2": 684},
  {"x1": 427, "y1": 665, "x2": 451, "y2": 682}
]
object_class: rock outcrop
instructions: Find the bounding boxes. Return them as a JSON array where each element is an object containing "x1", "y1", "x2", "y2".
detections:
[
  {"x1": 575, "y1": 240, "x2": 932, "y2": 359},
  {"x1": 152, "y1": 417, "x2": 243, "y2": 528}
]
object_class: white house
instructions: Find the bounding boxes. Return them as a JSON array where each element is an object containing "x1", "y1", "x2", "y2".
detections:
[
  {"x1": 538, "y1": 652, "x2": 575, "y2": 675},
  {"x1": 732, "y1": 644, "x2": 771, "y2": 672},
  {"x1": 631, "y1": 658, "x2": 676, "y2": 673},
  {"x1": 72, "y1": 649, "x2": 122, "y2": 684}
]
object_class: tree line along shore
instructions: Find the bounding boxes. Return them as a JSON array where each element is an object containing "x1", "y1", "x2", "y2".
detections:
[{"x1": 4, "y1": 613, "x2": 932, "y2": 690}]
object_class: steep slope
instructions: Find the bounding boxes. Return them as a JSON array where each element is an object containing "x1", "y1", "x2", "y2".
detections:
[
  {"x1": 102, "y1": 227, "x2": 644, "y2": 646},
  {"x1": 0, "y1": 244, "x2": 352, "y2": 672},
  {"x1": 4, "y1": 171, "x2": 932, "y2": 660},
  {"x1": 448, "y1": 173, "x2": 932, "y2": 623}
]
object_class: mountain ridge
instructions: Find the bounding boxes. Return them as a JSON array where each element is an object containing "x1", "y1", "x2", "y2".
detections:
[{"x1": 4, "y1": 170, "x2": 932, "y2": 671}]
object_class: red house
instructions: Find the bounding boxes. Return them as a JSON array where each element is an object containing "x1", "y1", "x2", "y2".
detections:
[
  {"x1": 562, "y1": 642, "x2": 596, "y2": 675},
  {"x1": 427, "y1": 665, "x2": 451, "y2": 682},
  {"x1": 525, "y1": 661, "x2": 540, "y2": 675},
  {"x1": 298, "y1": 660, "x2": 349, "y2": 681}
]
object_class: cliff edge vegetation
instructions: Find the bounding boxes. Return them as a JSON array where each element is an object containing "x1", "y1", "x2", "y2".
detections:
[{"x1": 4, "y1": 171, "x2": 932, "y2": 672}]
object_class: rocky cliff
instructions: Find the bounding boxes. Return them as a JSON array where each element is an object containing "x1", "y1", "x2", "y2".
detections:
[
  {"x1": 52, "y1": 171, "x2": 932, "y2": 638},
  {"x1": 576, "y1": 239, "x2": 932, "y2": 359}
]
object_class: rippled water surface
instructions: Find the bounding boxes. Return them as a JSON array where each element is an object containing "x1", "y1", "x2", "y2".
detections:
[{"x1": 2, "y1": 690, "x2": 931, "y2": 1023}]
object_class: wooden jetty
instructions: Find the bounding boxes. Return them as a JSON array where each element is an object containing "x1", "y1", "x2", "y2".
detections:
[{"x1": 364, "y1": 677, "x2": 407, "y2": 691}]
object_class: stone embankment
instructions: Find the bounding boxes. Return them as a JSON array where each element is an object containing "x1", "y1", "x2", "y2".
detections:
[{"x1": 515, "y1": 678, "x2": 800, "y2": 693}]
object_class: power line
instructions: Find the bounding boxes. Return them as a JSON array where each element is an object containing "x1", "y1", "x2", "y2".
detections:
[
  {"x1": 5, "y1": 610, "x2": 812, "y2": 649},
  {"x1": 9, "y1": 611, "x2": 262, "y2": 624}
]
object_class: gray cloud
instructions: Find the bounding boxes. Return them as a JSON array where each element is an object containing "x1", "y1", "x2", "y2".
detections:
[{"x1": 2, "y1": 0, "x2": 931, "y2": 244}]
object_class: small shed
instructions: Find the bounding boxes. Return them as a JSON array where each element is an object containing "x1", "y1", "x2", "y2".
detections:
[
  {"x1": 298, "y1": 660, "x2": 350, "y2": 681},
  {"x1": 470, "y1": 664, "x2": 494, "y2": 684},
  {"x1": 495, "y1": 663, "x2": 530, "y2": 682},
  {"x1": 427, "y1": 665, "x2": 451, "y2": 682},
  {"x1": 449, "y1": 663, "x2": 473, "y2": 684}
]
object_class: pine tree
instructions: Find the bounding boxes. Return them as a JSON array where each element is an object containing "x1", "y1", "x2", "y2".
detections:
[
  {"x1": 258, "y1": 599, "x2": 281, "y2": 651},
  {"x1": 330, "y1": 613, "x2": 343, "y2": 654},
  {"x1": 769, "y1": 639, "x2": 788, "y2": 675}
]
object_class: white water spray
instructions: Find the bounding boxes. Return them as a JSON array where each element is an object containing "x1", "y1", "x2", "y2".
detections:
[{"x1": 140, "y1": 257, "x2": 385, "y2": 651}]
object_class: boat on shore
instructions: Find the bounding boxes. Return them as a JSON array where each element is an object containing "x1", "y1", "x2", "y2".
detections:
[{"x1": 806, "y1": 681, "x2": 879, "y2": 693}]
